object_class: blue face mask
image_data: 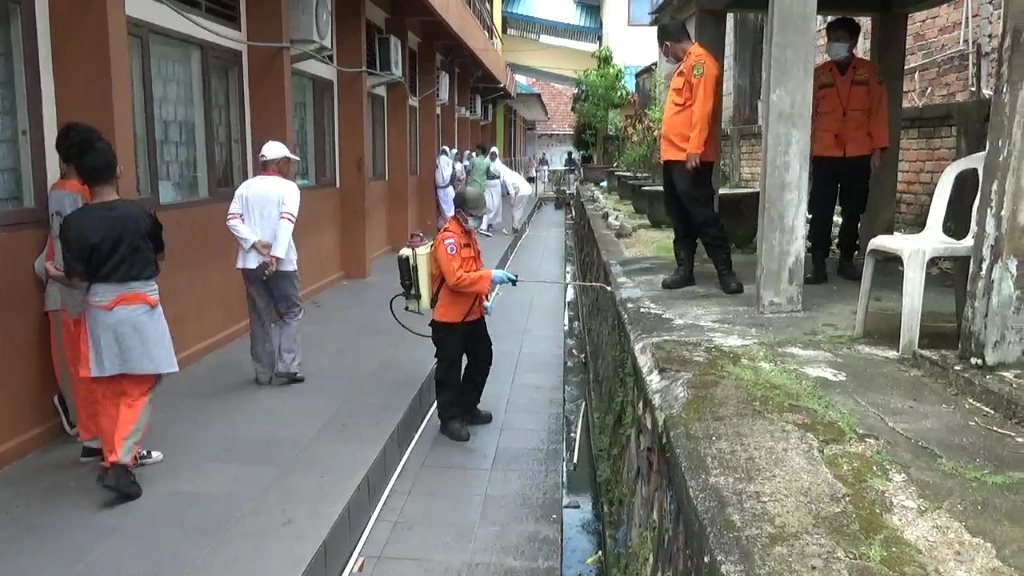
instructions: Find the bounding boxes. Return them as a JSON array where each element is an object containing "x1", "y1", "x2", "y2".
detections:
[{"x1": 466, "y1": 215, "x2": 484, "y2": 230}]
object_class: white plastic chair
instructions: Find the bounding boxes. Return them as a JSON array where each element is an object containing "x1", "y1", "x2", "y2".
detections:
[{"x1": 854, "y1": 150, "x2": 987, "y2": 356}]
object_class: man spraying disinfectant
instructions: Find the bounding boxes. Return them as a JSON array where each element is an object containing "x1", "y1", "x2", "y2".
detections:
[{"x1": 430, "y1": 185, "x2": 516, "y2": 442}]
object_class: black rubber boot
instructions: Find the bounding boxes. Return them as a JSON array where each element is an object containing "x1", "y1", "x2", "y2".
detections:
[
  {"x1": 804, "y1": 251, "x2": 829, "y2": 285},
  {"x1": 709, "y1": 250, "x2": 744, "y2": 295},
  {"x1": 837, "y1": 256, "x2": 862, "y2": 282},
  {"x1": 661, "y1": 247, "x2": 696, "y2": 290},
  {"x1": 440, "y1": 419, "x2": 471, "y2": 442}
]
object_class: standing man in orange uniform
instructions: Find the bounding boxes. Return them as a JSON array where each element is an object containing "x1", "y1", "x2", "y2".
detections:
[
  {"x1": 658, "y1": 19, "x2": 743, "y2": 295},
  {"x1": 806, "y1": 17, "x2": 889, "y2": 284},
  {"x1": 430, "y1": 185, "x2": 516, "y2": 442}
]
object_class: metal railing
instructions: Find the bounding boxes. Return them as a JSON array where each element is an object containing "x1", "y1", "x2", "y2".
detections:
[{"x1": 466, "y1": 0, "x2": 502, "y2": 50}]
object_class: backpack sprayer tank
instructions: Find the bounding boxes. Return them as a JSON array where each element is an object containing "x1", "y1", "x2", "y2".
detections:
[{"x1": 397, "y1": 233, "x2": 433, "y2": 315}]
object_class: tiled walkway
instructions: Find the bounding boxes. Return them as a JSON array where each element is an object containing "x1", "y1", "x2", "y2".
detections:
[
  {"x1": 356, "y1": 206, "x2": 566, "y2": 575},
  {"x1": 0, "y1": 198, "x2": 541, "y2": 576}
]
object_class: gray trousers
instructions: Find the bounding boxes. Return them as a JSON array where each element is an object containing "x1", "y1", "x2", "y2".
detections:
[{"x1": 242, "y1": 269, "x2": 303, "y2": 379}]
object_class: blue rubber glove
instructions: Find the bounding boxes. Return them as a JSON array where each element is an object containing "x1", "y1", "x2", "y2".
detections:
[
  {"x1": 483, "y1": 299, "x2": 493, "y2": 315},
  {"x1": 491, "y1": 269, "x2": 517, "y2": 286}
]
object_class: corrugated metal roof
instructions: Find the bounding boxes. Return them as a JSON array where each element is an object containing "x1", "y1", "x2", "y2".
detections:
[
  {"x1": 516, "y1": 81, "x2": 539, "y2": 94},
  {"x1": 502, "y1": 0, "x2": 601, "y2": 32}
]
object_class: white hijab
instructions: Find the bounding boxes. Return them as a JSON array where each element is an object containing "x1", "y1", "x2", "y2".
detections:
[
  {"x1": 435, "y1": 146, "x2": 453, "y2": 188},
  {"x1": 488, "y1": 146, "x2": 506, "y2": 176}
]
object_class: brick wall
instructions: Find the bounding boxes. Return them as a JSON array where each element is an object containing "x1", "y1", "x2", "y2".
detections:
[{"x1": 896, "y1": 117, "x2": 959, "y2": 230}]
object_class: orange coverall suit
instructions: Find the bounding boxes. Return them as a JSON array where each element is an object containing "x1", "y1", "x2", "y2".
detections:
[
  {"x1": 660, "y1": 43, "x2": 732, "y2": 267},
  {"x1": 430, "y1": 217, "x2": 494, "y2": 424},
  {"x1": 809, "y1": 56, "x2": 890, "y2": 258},
  {"x1": 42, "y1": 179, "x2": 99, "y2": 447}
]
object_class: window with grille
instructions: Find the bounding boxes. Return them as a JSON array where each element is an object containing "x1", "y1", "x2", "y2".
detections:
[
  {"x1": 172, "y1": 0, "x2": 241, "y2": 29},
  {"x1": 128, "y1": 24, "x2": 246, "y2": 204},
  {"x1": 292, "y1": 72, "x2": 336, "y2": 187},
  {"x1": 0, "y1": 0, "x2": 47, "y2": 226},
  {"x1": 366, "y1": 22, "x2": 383, "y2": 70},
  {"x1": 407, "y1": 47, "x2": 419, "y2": 96}
]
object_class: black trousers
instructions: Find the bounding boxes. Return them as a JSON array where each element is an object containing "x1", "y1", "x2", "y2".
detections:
[
  {"x1": 663, "y1": 161, "x2": 731, "y2": 266},
  {"x1": 809, "y1": 155, "x2": 871, "y2": 258},
  {"x1": 431, "y1": 317, "x2": 493, "y2": 423}
]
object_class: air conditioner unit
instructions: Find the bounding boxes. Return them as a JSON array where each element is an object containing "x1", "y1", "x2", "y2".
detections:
[
  {"x1": 456, "y1": 106, "x2": 471, "y2": 118},
  {"x1": 375, "y1": 34, "x2": 403, "y2": 77},
  {"x1": 436, "y1": 71, "x2": 450, "y2": 105},
  {"x1": 481, "y1": 103, "x2": 494, "y2": 124},
  {"x1": 290, "y1": 0, "x2": 333, "y2": 54},
  {"x1": 468, "y1": 94, "x2": 482, "y2": 119}
]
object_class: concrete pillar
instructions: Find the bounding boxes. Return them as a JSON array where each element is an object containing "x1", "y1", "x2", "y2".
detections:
[
  {"x1": 50, "y1": 0, "x2": 137, "y2": 193},
  {"x1": 337, "y1": 1, "x2": 370, "y2": 278},
  {"x1": 417, "y1": 36, "x2": 439, "y2": 232},
  {"x1": 470, "y1": 118, "x2": 482, "y2": 151},
  {"x1": 755, "y1": 0, "x2": 817, "y2": 314},
  {"x1": 962, "y1": 7, "x2": 1024, "y2": 366},
  {"x1": 457, "y1": 70, "x2": 471, "y2": 152},
  {"x1": 441, "y1": 63, "x2": 457, "y2": 151},
  {"x1": 386, "y1": 12, "x2": 411, "y2": 249},
  {"x1": 692, "y1": 9, "x2": 727, "y2": 152},
  {"x1": 246, "y1": 0, "x2": 292, "y2": 160},
  {"x1": 861, "y1": 14, "x2": 909, "y2": 254}
]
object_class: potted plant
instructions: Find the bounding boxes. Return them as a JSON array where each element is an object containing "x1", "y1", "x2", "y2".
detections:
[{"x1": 619, "y1": 77, "x2": 663, "y2": 216}]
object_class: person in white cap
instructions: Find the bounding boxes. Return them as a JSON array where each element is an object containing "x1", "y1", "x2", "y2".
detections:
[{"x1": 226, "y1": 141, "x2": 305, "y2": 385}]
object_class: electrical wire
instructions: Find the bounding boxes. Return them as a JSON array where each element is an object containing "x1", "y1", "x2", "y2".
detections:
[{"x1": 156, "y1": 0, "x2": 439, "y2": 102}]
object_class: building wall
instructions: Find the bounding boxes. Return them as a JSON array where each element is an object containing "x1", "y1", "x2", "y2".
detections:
[
  {"x1": 0, "y1": 0, "x2": 500, "y2": 468},
  {"x1": 601, "y1": 0, "x2": 658, "y2": 67}
]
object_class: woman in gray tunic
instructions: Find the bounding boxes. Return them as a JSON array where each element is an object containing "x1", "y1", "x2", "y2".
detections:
[{"x1": 46, "y1": 138, "x2": 177, "y2": 503}]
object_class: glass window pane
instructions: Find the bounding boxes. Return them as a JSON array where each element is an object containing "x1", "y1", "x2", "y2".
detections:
[
  {"x1": 317, "y1": 80, "x2": 335, "y2": 183},
  {"x1": 408, "y1": 104, "x2": 418, "y2": 175},
  {"x1": 149, "y1": 34, "x2": 207, "y2": 204},
  {"x1": 369, "y1": 92, "x2": 386, "y2": 180},
  {"x1": 0, "y1": 3, "x2": 32, "y2": 212},
  {"x1": 128, "y1": 35, "x2": 151, "y2": 197},
  {"x1": 291, "y1": 74, "x2": 315, "y2": 186},
  {"x1": 210, "y1": 58, "x2": 243, "y2": 191},
  {"x1": 628, "y1": 0, "x2": 653, "y2": 25}
]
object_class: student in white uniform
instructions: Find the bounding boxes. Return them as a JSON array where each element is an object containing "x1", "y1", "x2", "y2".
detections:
[
  {"x1": 435, "y1": 146, "x2": 456, "y2": 229},
  {"x1": 500, "y1": 164, "x2": 534, "y2": 233},
  {"x1": 226, "y1": 141, "x2": 304, "y2": 386}
]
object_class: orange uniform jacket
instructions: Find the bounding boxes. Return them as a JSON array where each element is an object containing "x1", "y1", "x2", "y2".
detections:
[
  {"x1": 811, "y1": 57, "x2": 889, "y2": 158},
  {"x1": 661, "y1": 42, "x2": 721, "y2": 163},
  {"x1": 431, "y1": 218, "x2": 493, "y2": 323}
]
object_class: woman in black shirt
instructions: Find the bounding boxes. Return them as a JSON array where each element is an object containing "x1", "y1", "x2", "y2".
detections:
[{"x1": 47, "y1": 138, "x2": 177, "y2": 503}]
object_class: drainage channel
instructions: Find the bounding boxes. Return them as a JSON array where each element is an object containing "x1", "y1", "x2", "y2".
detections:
[{"x1": 562, "y1": 205, "x2": 604, "y2": 576}]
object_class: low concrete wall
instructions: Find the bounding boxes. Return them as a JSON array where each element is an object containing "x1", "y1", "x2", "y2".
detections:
[{"x1": 573, "y1": 198, "x2": 721, "y2": 575}]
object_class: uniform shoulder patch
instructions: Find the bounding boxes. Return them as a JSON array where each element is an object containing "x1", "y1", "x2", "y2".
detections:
[
  {"x1": 446, "y1": 243, "x2": 458, "y2": 256},
  {"x1": 692, "y1": 61, "x2": 705, "y2": 79}
]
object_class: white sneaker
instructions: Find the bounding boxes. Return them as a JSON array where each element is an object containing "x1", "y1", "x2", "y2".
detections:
[
  {"x1": 53, "y1": 394, "x2": 77, "y2": 437},
  {"x1": 133, "y1": 449, "x2": 164, "y2": 467},
  {"x1": 478, "y1": 229, "x2": 493, "y2": 237}
]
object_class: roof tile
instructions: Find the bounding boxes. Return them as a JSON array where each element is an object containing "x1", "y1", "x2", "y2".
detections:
[{"x1": 524, "y1": 77, "x2": 576, "y2": 133}]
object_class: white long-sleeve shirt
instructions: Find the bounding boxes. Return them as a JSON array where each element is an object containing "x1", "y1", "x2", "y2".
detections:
[{"x1": 226, "y1": 174, "x2": 300, "y2": 271}]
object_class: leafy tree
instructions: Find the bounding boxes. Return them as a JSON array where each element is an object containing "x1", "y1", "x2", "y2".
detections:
[{"x1": 572, "y1": 46, "x2": 629, "y2": 165}]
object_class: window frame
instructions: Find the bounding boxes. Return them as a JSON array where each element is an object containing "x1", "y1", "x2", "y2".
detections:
[
  {"x1": 291, "y1": 70, "x2": 336, "y2": 188},
  {"x1": 0, "y1": 0, "x2": 51, "y2": 228},
  {"x1": 168, "y1": 0, "x2": 242, "y2": 31},
  {"x1": 627, "y1": 0, "x2": 658, "y2": 26},
  {"x1": 127, "y1": 20, "x2": 246, "y2": 209},
  {"x1": 368, "y1": 86, "x2": 387, "y2": 181}
]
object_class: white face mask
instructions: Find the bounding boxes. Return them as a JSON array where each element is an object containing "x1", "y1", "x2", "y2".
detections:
[
  {"x1": 466, "y1": 215, "x2": 484, "y2": 230},
  {"x1": 658, "y1": 53, "x2": 678, "y2": 77},
  {"x1": 826, "y1": 41, "x2": 852, "y2": 62}
]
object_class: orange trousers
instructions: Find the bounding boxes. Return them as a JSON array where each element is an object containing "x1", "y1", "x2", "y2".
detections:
[
  {"x1": 92, "y1": 374, "x2": 155, "y2": 467},
  {"x1": 48, "y1": 310, "x2": 99, "y2": 445}
]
